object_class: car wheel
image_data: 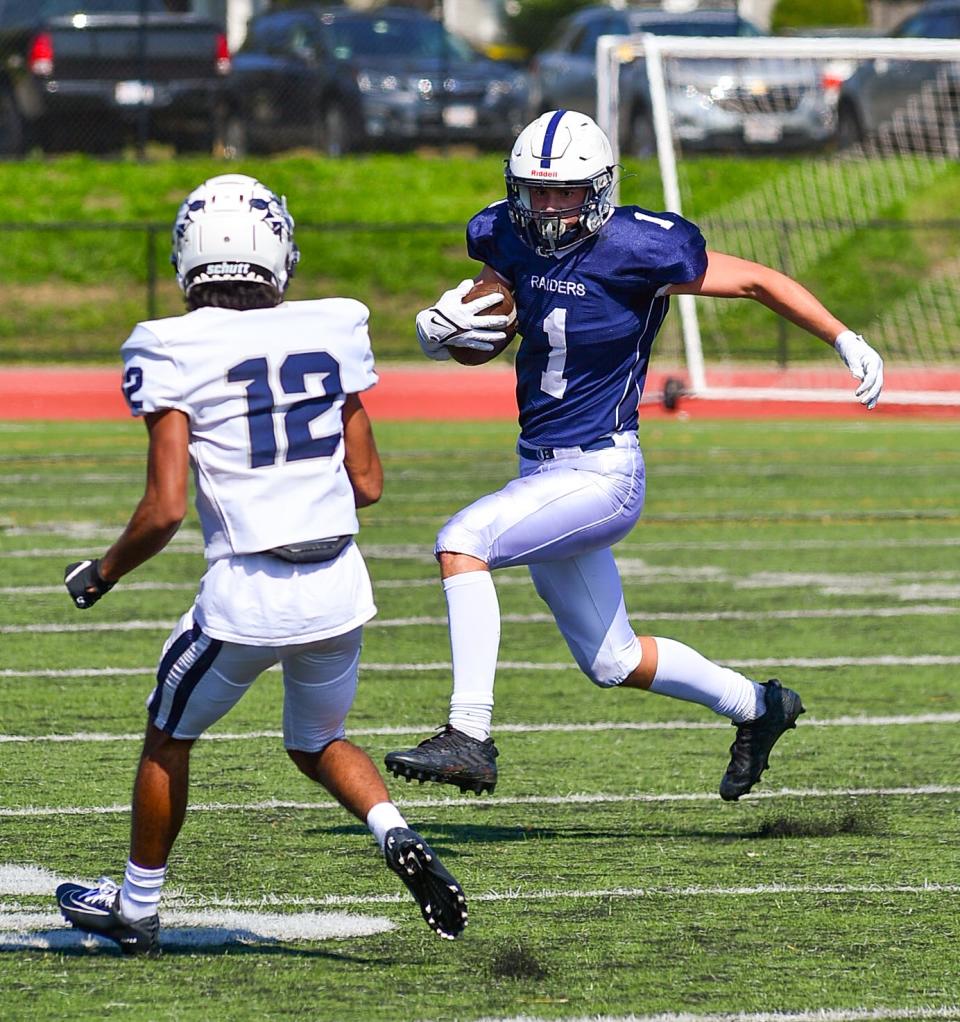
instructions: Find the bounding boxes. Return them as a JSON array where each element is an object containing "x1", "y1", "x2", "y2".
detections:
[
  {"x1": 836, "y1": 100, "x2": 864, "y2": 150},
  {"x1": 626, "y1": 107, "x2": 656, "y2": 158},
  {"x1": 0, "y1": 92, "x2": 25, "y2": 156},
  {"x1": 321, "y1": 102, "x2": 352, "y2": 157}
]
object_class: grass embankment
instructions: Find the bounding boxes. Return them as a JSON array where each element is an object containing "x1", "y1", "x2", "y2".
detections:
[{"x1": 1, "y1": 152, "x2": 958, "y2": 364}]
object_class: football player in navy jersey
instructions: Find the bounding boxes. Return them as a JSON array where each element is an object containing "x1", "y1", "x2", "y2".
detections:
[
  {"x1": 385, "y1": 109, "x2": 883, "y2": 802},
  {"x1": 54, "y1": 175, "x2": 467, "y2": 955}
]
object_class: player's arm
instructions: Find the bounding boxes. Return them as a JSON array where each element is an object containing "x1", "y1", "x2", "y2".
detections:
[
  {"x1": 415, "y1": 265, "x2": 513, "y2": 361},
  {"x1": 342, "y1": 393, "x2": 383, "y2": 509},
  {"x1": 64, "y1": 409, "x2": 189, "y2": 609},
  {"x1": 666, "y1": 250, "x2": 883, "y2": 409}
]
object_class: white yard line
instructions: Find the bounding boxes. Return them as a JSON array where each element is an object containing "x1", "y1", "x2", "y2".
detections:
[
  {"x1": 3, "y1": 602, "x2": 959, "y2": 633},
  {"x1": 2, "y1": 863, "x2": 958, "y2": 911},
  {"x1": 0, "y1": 582, "x2": 196, "y2": 595},
  {"x1": 2, "y1": 712, "x2": 958, "y2": 746},
  {"x1": 2, "y1": 785, "x2": 959, "y2": 819},
  {"x1": 5, "y1": 535, "x2": 960, "y2": 560},
  {"x1": 0, "y1": 909, "x2": 394, "y2": 950},
  {"x1": 4, "y1": 545, "x2": 205, "y2": 559},
  {"x1": 5, "y1": 865, "x2": 958, "y2": 911},
  {"x1": 3, "y1": 654, "x2": 960, "y2": 680},
  {"x1": 5, "y1": 601, "x2": 960, "y2": 634}
]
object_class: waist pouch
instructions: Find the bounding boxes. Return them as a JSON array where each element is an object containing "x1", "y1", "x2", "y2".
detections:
[{"x1": 267, "y1": 535, "x2": 353, "y2": 563}]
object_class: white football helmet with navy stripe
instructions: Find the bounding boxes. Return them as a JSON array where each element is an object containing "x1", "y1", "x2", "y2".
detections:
[
  {"x1": 172, "y1": 174, "x2": 299, "y2": 298},
  {"x1": 505, "y1": 109, "x2": 615, "y2": 256}
]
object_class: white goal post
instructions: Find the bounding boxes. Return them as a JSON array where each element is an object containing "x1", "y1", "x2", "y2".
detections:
[{"x1": 597, "y1": 34, "x2": 960, "y2": 406}]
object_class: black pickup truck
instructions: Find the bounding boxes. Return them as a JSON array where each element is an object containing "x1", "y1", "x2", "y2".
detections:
[{"x1": 0, "y1": 0, "x2": 230, "y2": 154}]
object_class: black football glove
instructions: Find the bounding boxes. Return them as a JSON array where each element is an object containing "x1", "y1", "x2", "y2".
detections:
[{"x1": 64, "y1": 559, "x2": 115, "y2": 609}]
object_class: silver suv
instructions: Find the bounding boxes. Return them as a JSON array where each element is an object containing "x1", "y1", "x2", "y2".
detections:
[{"x1": 528, "y1": 5, "x2": 834, "y2": 155}]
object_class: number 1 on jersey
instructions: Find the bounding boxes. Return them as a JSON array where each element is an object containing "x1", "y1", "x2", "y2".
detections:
[{"x1": 541, "y1": 308, "x2": 568, "y2": 400}]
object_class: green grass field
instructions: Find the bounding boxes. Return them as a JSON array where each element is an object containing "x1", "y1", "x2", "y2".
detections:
[{"x1": 1, "y1": 416, "x2": 959, "y2": 1021}]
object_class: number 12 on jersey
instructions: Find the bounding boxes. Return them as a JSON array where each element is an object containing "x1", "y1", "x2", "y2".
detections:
[{"x1": 228, "y1": 351, "x2": 343, "y2": 468}]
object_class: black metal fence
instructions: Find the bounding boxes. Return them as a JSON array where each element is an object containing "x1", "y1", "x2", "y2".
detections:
[{"x1": 3, "y1": 217, "x2": 958, "y2": 369}]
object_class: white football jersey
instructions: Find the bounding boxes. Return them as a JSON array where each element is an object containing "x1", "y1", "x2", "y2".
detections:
[{"x1": 121, "y1": 299, "x2": 377, "y2": 561}]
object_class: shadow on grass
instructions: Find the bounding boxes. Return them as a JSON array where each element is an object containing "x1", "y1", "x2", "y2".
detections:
[
  {"x1": 316, "y1": 822, "x2": 586, "y2": 850},
  {"x1": 38, "y1": 942, "x2": 392, "y2": 962},
  {"x1": 318, "y1": 809, "x2": 886, "y2": 849}
]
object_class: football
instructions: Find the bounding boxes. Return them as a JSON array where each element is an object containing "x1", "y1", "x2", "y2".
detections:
[{"x1": 447, "y1": 281, "x2": 518, "y2": 366}]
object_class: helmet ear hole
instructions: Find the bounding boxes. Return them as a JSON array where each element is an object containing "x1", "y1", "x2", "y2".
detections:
[{"x1": 505, "y1": 110, "x2": 615, "y2": 256}]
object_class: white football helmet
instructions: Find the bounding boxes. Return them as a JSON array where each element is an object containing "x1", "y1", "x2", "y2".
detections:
[
  {"x1": 171, "y1": 174, "x2": 299, "y2": 297},
  {"x1": 505, "y1": 109, "x2": 615, "y2": 256}
]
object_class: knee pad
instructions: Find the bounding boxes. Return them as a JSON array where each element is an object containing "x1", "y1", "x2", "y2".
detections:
[
  {"x1": 574, "y1": 635, "x2": 642, "y2": 689},
  {"x1": 435, "y1": 517, "x2": 490, "y2": 562}
]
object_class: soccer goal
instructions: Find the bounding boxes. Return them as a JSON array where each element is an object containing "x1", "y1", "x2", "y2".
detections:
[{"x1": 597, "y1": 34, "x2": 960, "y2": 406}]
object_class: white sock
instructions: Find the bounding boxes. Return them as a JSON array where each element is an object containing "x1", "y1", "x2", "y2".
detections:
[
  {"x1": 366, "y1": 801, "x2": 408, "y2": 851},
  {"x1": 119, "y1": 860, "x2": 166, "y2": 921},
  {"x1": 649, "y1": 636, "x2": 766, "y2": 723},
  {"x1": 443, "y1": 571, "x2": 499, "y2": 740}
]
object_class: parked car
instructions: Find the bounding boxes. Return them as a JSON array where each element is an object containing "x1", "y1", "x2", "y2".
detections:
[
  {"x1": 0, "y1": 0, "x2": 230, "y2": 155},
  {"x1": 224, "y1": 6, "x2": 529, "y2": 156},
  {"x1": 528, "y1": 6, "x2": 835, "y2": 155},
  {"x1": 836, "y1": 0, "x2": 960, "y2": 152}
]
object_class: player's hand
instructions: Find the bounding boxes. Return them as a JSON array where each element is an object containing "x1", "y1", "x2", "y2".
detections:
[
  {"x1": 416, "y1": 279, "x2": 511, "y2": 361},
  {"x1": 64, "y1": 559, "x2": 115, "y2": 609},
  {"x1": 834, "y1": 330, "x2": 884, "y2": 409}
]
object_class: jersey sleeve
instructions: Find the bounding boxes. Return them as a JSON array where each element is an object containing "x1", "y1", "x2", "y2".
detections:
[
  {"x1": 466, "y1": 203, "x2": 515, "y2": 284},
  {"x1": 328, "y1": 298, "x2": 378, "y2": 395},
  {"x1": 119, "y1": 324, "x2": 188, "y2": 417},
  {"x1": 648, "y1": 213, "x2": 707, "y2": 291},
  {"x1": 622, "y1": 209, "x2": 707, "y2": 292}
]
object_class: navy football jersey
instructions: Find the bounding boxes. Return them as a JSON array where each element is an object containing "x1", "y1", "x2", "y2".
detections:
[{"x1": 467, "y1": 201, "x2": 707, "y2": 448}]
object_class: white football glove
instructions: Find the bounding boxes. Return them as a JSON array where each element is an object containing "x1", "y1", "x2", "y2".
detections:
[
  {"x1": 834, "y1": 330, "x2": 884, "y2": 410},
  {"x1": 416, "y1": 279, "x2": 511, "y2": 362}
]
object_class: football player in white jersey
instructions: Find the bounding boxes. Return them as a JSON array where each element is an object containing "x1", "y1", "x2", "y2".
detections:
[
  {"x1": 55, "y1": 174, "x2": 467, "y2": 955},
  {"x1": 386, "y1": 110, "x2": 884, "y2": 800}
]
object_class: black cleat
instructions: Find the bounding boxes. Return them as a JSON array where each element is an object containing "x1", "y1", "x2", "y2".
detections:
[
  {"x1": 720, "y1": 679, "x2": 805, "y2": 802},
  {"x1": 56, "y1": 877, "x2": 160, "y2": 957},
  {"x1": 384, "y1": 827, "x2": 467, "y2": 939},
  {"x1": 384, "y1": 725, "x2": 499, "y2": 794}
]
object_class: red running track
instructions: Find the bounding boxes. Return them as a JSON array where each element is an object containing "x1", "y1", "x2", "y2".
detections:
[{"x1": 1, "y1": 365, "x2": 958, "y2": 421}]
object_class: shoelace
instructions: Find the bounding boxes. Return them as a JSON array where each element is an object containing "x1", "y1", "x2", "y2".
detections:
[{"x1": 78, "y1": 877, "x2": 120, "y2": 907}]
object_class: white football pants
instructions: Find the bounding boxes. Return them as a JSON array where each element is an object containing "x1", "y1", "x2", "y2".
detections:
[
  {"x1": 148, "y1": 611, "x2": 363, "y2": 752},
  {"x1": 436, "y1": 433, "x2": 646, "y2": 687}
]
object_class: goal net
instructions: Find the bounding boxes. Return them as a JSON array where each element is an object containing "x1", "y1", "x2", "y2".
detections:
[{"x1": 597, "y1": 34, "x2": 960, "y2": 406}]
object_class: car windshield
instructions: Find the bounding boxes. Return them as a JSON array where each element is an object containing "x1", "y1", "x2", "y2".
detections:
[
  {"x1": 319, "y1": 15, "x2": 478, "y2": 61},
  {"x1": 630, "y1": 18, "x2": 760, "y2": 37}
]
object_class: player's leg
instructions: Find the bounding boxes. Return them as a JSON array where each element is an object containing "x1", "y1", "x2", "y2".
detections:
[
  {"x1": 382, "y1": 546, "x2": 503, "y2": 793},
  {"x1": 57, "y1": 610, "x2": 277, "y2": 954},
  {"x1": 622, "y1": 639, "x2": 805, "y2": 800},
  {"x1": 529, "y1": 554, "x2": 804, "y2": 799},
  {"x1": 282, "y1": 627, "x2": 467, "y2": 939},
  {"x1": 385, "y1": 442, "x2": 645, "y2": 793}
]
